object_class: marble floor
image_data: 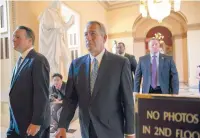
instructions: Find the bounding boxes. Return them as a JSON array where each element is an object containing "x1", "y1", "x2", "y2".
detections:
[{"x1": 1, "y1": 84, "x2": 199, "y2": 138}]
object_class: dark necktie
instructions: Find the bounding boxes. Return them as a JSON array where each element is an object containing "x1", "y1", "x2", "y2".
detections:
[{"x1": 151, "y1": 55, "x2": 157, "y2": 89}]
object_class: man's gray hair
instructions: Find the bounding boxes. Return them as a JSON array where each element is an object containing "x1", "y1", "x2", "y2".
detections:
[{"x1": 86, "y1": 21, "x2": 107, "y2": 36}]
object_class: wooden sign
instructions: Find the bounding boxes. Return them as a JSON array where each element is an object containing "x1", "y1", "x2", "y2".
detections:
[{"x1": 135, "y1": 94, "x2": 200, "y2": 138}]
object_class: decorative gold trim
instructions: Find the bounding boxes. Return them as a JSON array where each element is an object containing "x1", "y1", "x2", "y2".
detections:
[
  {"x1": 108, "y1": 32, "x2": 132, "y2": 39},
  {"x1": 187, "y1": 23, "x2": 200, "y2": 30},
  {"x1": 136, "y1": 94, "x2": 200, "y2": 99},
  {"x1": 136, "y1": 94, "x2": 152, "y2": 99}
]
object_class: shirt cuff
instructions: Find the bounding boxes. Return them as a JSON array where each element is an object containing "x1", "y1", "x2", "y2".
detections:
[{"x1": 124, "y1": 134, "x2": 135, "y2": 136}]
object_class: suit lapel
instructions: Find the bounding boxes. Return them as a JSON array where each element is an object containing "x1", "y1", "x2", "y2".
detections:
[
  {"x1": 84, "y1": 55, "x2": 91, "y2": 97},
  {"x1": 146, "y1": 54, "x2": 151, "y2": 76},
  {"x1": 10, "y1": 58, "x2": 30, "y2": 90},
  {"x1": 10, "y1": 67, "x2": 17, "y2": 87},
  {"x1": 90, "y1": 51, "x2": 109, "y2": 103},
  {"x1": 159, "y1": 54, "x2": 164, "y2": 76},
  {"x1": 145, "y1": 54, "x2": 151, "y2": 85}
]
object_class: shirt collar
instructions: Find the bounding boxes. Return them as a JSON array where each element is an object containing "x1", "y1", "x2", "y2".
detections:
[
  {"x1": 119, "y1": 52, "x2": 125, "y2": 57},
  {"x1": 20, "y1": 47, "x2": 33, "y2": 59},
  {"x1": 150, "y1": 52, "x2": 160, "y2": 58},
  {"x1": 90, "y1": 49, "x2": 105, "y2": 64}
]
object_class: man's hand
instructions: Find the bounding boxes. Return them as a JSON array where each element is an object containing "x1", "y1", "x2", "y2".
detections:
[
  {"x1": 26, "y1": 124, "x2": 41, "y2": 136},
  {"x1": 55, "y1": 128, "x2": 67, "y2": 138},
  {"x1": 125, "y1": 134, "x2": 135, "y2": 138}
]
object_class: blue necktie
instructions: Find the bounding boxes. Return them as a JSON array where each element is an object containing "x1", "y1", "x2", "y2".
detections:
[
  {"x1": 17, "y1": 56, "x2": 23, "y2": 70},
  {"x1": 151, "y1": 55, "x2": 157, "y2": 89},
  {"x1": 90, "y1": 58, "x2": 98, "y2": 94},
  {"x1": 14, "y1": 56, "x2": 23, "y2": 77}
]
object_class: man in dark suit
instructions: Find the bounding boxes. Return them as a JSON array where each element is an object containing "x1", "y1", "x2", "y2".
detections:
[
  {"x1": 116, "y1": 42, "x2": 137, "y2": 90},
  {"x1": 49, "y1": 73, "x2": 66, "y2": 133},
  {"x1": 55, "y1": 21, "x2": 135, "y2": 138},
  {"x1": 134, "y1": 38, "x2": 179, "y2": 94},
  {"x1": 7, "y1": 26, "x2": 50, "y2": 138}
]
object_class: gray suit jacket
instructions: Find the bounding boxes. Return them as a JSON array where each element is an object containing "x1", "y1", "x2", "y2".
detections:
[
  {"x1": 134, "y1": 53, "x2": 179, "y2": 94},
  {"x1": 59, "y1": 51, "x2": 134, "y2": 138},
  {"x1": 8, "y1": 49, "x2": 50, "y2": 136}
]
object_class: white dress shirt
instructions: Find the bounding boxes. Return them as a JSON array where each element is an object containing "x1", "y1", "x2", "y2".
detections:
[
  {"x1": 20, "y1": 47, "x2": 34, "y2": 63},
  {"x1": 89, "y1": 49, "x2": 105, "y2": 71}
]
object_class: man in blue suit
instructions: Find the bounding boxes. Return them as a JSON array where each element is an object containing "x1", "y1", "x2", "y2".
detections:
[
  {"x1": 55, "y1": 21, "x2": 135, "y2": 138},
  {"x1": 134, "y1": 38, "x2": 179, "y2": 94},
  {"x1": 7, "y1": 26, "x2": 50, "y2": 138}
]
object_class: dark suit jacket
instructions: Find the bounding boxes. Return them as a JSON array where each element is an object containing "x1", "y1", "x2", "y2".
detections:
[
  {"x1": 124, "y1": 53, "x2": 137, "y2": 75},
  {"x1": 8, "y1": 49, "x2": 50, "y2": 136},
  {"x1": 134, "y1": 53, "x2": 179, "y2": 94},
  {"x1": 124, "y1": 53, "x2": 137, "y2": 90},
  {"x1": 59, "y1": 51, "x2": 134, "y2": 138}
]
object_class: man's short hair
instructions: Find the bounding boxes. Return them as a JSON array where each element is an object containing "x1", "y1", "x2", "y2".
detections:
[
  {"x1": 86, "y1": 21, "x2": 107, "y2": 36},
  {"x1": 52, "y1": 73, "x2": 63, "y2": 80},
  {"x1": 148, "y1": 37, "x2": 160, "y2": 46},
  {"x1": 17, "y1": 26, "x2": 35, "y2": 45},
  {"x1": 118, "y1": 42, "x2": 125, "y2": 48}
]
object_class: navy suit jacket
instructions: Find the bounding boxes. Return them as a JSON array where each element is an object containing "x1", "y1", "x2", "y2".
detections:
[
  {"x1": 8, "y1": 49, "x2": 50, "y2": 136},
  {"x1": 59, "y1": 51, "x2": 134, "y2": 138},
  {"x1": 134, "y1": 53, "x2": 179, "y2": 94}
]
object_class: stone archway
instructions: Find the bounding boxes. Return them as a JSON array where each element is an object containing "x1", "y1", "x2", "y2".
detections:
[{"x1": 132, "y1": 11, "x2": 188, "y2": 84}]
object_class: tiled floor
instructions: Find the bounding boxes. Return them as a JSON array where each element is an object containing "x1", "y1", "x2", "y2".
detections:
[{"x1": 1, "y1": 84, "x2": 199, "y2": 138}]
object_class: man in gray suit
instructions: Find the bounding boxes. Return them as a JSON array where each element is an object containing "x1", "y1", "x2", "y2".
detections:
[
  {"x1": 134, "y1": 38, "x2": 179, "y2": 94},
  {"x1": 55, "y1": 21, "x2": 135, "y2": 138}
]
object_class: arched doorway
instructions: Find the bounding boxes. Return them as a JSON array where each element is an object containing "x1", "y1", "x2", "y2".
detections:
[
  {"x1": 132, "y1": 11, "x2": 188, "y2": 84},
  {"x1": 145, "y1": 26, "x2": 173, "y2": 56}
]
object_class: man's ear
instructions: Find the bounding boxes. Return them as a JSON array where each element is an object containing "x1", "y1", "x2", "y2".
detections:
[{"x1": 104, "y1": 34, "x2": 107, "y2": 43}]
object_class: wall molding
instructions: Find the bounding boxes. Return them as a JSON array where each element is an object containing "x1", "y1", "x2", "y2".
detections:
[
  {"x1": 173, "y1": 32, "x2": 187, "y2": 39},
  {"x1": 98, "y1": 1, "x2": 138, "y2": 11},
  {"x1": 187, "y1": 23, "x2": 200, "y2": 31},
  {"x1": 10, "y1": 1, "x2": 18, "y2": 65},
  {"x1": 134, "y1": 37, "x2": 145, "y2": 43},
  {"x1": 109, "y1": 32, "x2": 187, "y2": 42},
  {"x1": 108, "y1": 31, "x2": 132, "y2": 39},
  {"x1": 108, "y1": 23, "x2": 200, "y2": 40}
]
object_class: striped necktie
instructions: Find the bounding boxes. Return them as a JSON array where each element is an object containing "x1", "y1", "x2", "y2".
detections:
[
  {"x1": 90, "y1": 58, "x2": 98, "y2": 94},
  {"x1": 14, "y1": 56, "x2": 23, "y2": 76},
  {"x1": 17, "y1": 56, "x2": 23, "y2": 69}
]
